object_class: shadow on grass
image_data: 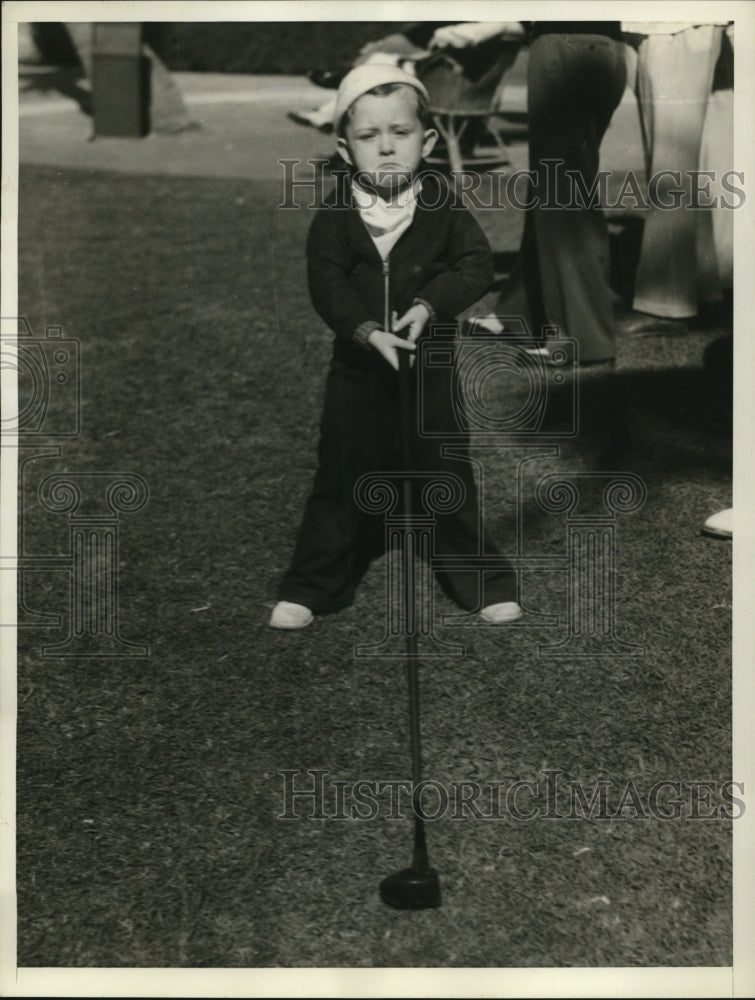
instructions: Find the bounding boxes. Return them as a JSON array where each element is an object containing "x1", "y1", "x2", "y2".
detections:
[
  {"x1": 553, "y1": 346, "x2": 731, "y2": 474},
  {"x1": 472, "y1": 331, "x2": 731, "y2": 474}
]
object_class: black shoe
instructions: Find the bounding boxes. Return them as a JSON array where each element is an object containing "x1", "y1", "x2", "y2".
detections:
[
  {"x1": 307, "y1": 68, "x2": 347, "y2": 89},
  {"x1": 618, "y1": 310, "x2": 689, "y2": 335}
]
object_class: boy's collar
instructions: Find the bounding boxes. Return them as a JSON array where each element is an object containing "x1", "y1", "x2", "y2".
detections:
[{"x1": 351, "y1": 176, "x2": 424, "y2": 211}]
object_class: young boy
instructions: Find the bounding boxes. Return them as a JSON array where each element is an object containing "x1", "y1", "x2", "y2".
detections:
[{"x1": 270, "y1": 64, "x2": 520, "y2": 629}]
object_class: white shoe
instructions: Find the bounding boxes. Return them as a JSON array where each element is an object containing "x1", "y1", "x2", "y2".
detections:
[
  {"x1": 466, "y1": 316, "x2": 550, "y2": 356},
  {"x1": 269, "y1": 601, "x2": 314, "y2": 629},
  {"x1": 468, "y1": 314, "x2": 504, "y2": 334},
  {"x1": 287, "y1": 109, "x2": 333, "y2": 130},
  {"x1": 701, "y1": 508, "x2": 733, "y2": 539},
  {"x1": 479, "y1": 601, "x2": 523, "y2": 624}
]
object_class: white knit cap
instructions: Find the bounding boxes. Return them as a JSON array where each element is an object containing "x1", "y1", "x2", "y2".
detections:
[{"x1": 333, "y1": 63, "x2": 429, "y2": 135}]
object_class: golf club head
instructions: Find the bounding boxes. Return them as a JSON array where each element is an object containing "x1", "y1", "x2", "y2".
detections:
[{"x1": 379, "y1": 866, "x2": 442, "y2": 910}]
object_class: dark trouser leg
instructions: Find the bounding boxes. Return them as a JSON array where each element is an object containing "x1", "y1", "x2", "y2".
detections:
[
  {"x1": 424, "y1": 447, "x2": 518, "y2": 611},
  {"x1": 278, "y1": 362, "x2": 390, "y2": 613},
  {"x1": 495, "y1": 207, "x2": 548, "y2": 345},
  {"x1": 414, "y1": 358, "x2": 517, "y2": 612},
  {"x1": 282, "y1": 354, "x2": 518, "y2": 616},
  {"x1": 505, "y1": 33, "x2": 627, "y2": 361}
]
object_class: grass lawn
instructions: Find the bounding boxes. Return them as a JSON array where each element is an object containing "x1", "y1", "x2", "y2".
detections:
[{"x1": 16, "y1": 163, "x2": 732, "y2": 967}]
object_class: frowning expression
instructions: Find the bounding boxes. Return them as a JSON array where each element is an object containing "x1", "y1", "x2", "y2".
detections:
[{"x1": 338, "y1": 87, "x2": 437, "y2": 197}]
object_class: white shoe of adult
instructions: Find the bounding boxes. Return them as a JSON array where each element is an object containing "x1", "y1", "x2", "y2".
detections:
[
  {"x1": 471, "y1": 314, "x2": 505, "y2": 334},
  {"x1": 701, "y1": 508, "x2": 733, "y2": 539},
  {"x1": 269, "y1": 601, "x2": 314, "y2": 629},
  {"x1": 287, "y1": 108, "x2": 333, "y2": 130},
  {"x1": 479, "y1": 601, "x2": 523, "y2": 624},
  {"x1": 466, "y1": 315, "x2": 549, "y2": 357}
]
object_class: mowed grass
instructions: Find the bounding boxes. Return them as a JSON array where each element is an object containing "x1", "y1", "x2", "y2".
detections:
[{"x1": 16, "y1": 164, "x2": 732, "y2": 967}]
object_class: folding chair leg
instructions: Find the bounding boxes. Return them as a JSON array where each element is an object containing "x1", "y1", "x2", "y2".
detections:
[
  {"x1": 446, "y1": 130, "x2": 464, "y2": 174},
  {"x1": 482, "y1": 116, "x2": 511, "y2": 165},
  {"x1": 432, "y1": 112, "x2": 468, "y2": 174}
]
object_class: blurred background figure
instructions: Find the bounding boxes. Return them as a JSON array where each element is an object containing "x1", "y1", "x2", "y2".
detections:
[
  {"x1": 620, "y1": 20, "x2": 731, "y2": 333},
  {"x1": 288, "y1": 20, "x2": 525, "y2": 144},
  {"x1": 18, "y1": 21, "x2": 41, "y2": 62},
  {"x1": 700, "y1": 22, "x2": 734, "y2": 296},
  {"x1": 472, "y1": 21, "x2": 626, "y2": 365},
  {"x1": 19, "y1": 21, "x2": 93, "y2": 114},
  {"x1": 64, "y1": 21, "x2": 195, "y2": 134},
  {"x1": 423, "y1": 21, "x2": 524, "y2": 171},
  {"x1": 288, "y1": 23, "x2": 445, "y2": 131}
]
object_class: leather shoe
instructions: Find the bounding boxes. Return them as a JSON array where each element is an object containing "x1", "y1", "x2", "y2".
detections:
[
  {"x1": 307, "y1": 68, "x2": 347, "y2": 89},
  {"x1": 618, "y1": 311, "x2": 689, "y2": 335}
]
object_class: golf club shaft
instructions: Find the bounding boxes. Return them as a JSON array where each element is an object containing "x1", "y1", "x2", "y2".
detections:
[
  {"x1": 378, "y1": 265, "x2": 439, "y2": 904},
  {"x1": 386, "y1": 264, "x2": 429, "y2": 871},
  {"x1": 384, "y1": 259, "x2": 417, "y2": 659},
  {"x1": 398, "y1": 414, "x2": 422, "y2": 791}
]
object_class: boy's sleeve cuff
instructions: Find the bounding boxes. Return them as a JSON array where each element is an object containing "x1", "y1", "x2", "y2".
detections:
[
  {"x1": 353, "y1": 320, "x2": 381, "y2": 349},
  {"x1": 413, "y1": 297, "x2": 436, "y2": 322}
]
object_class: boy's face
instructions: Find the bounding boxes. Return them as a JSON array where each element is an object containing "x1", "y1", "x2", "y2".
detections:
[{"x1": 337, "y1": 88, "x2": 437, "y2": 196}]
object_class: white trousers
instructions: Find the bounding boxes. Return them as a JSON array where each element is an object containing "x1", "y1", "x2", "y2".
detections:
[{"x1": 628, "y1": 25, "x2": 725, "y2": 317}]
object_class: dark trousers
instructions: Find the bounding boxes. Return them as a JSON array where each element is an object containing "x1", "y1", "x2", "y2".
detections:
[
  {"x1": 498, "y1": 32, "x2": 627, "y2": 361},
  {"x1": 279, "y1": 351, "x2": 517, "y2": 613}
]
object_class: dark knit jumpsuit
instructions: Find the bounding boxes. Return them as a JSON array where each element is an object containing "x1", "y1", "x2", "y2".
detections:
[{"x1": 278, "y1": 171, "x2": 518, "y2": 614}]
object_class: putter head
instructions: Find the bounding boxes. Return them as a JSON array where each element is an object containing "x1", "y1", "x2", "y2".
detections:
[{"x1": 379, "y1": 866, "x2": 442, "y2": 910}]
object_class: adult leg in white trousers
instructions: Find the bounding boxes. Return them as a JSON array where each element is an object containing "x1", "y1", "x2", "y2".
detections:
[{"x1": 632, "y1": 25, "x2": 724, "y2": 320}]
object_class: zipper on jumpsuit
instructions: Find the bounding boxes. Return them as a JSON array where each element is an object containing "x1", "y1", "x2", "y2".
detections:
[
  {"x1": 380, "y1": 209, "x2": 425, "y2": 336},
  {"x1": 382, "y1": 258, "x2": 391, "y2": 334}
]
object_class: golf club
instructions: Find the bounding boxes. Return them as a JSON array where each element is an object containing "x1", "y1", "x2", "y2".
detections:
[{"x1": 378, "y1": 261, "x2": 442, "y2": 910}]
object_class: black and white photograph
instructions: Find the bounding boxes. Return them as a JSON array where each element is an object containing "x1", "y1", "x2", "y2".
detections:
[{"x1": 2, "y1": 1, "x2": 754, "y2": 995}]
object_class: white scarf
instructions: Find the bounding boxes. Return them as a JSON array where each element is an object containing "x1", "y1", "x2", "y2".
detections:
[{"x1": 352, "y1": 179, "x2": 423, "y2": 260}]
